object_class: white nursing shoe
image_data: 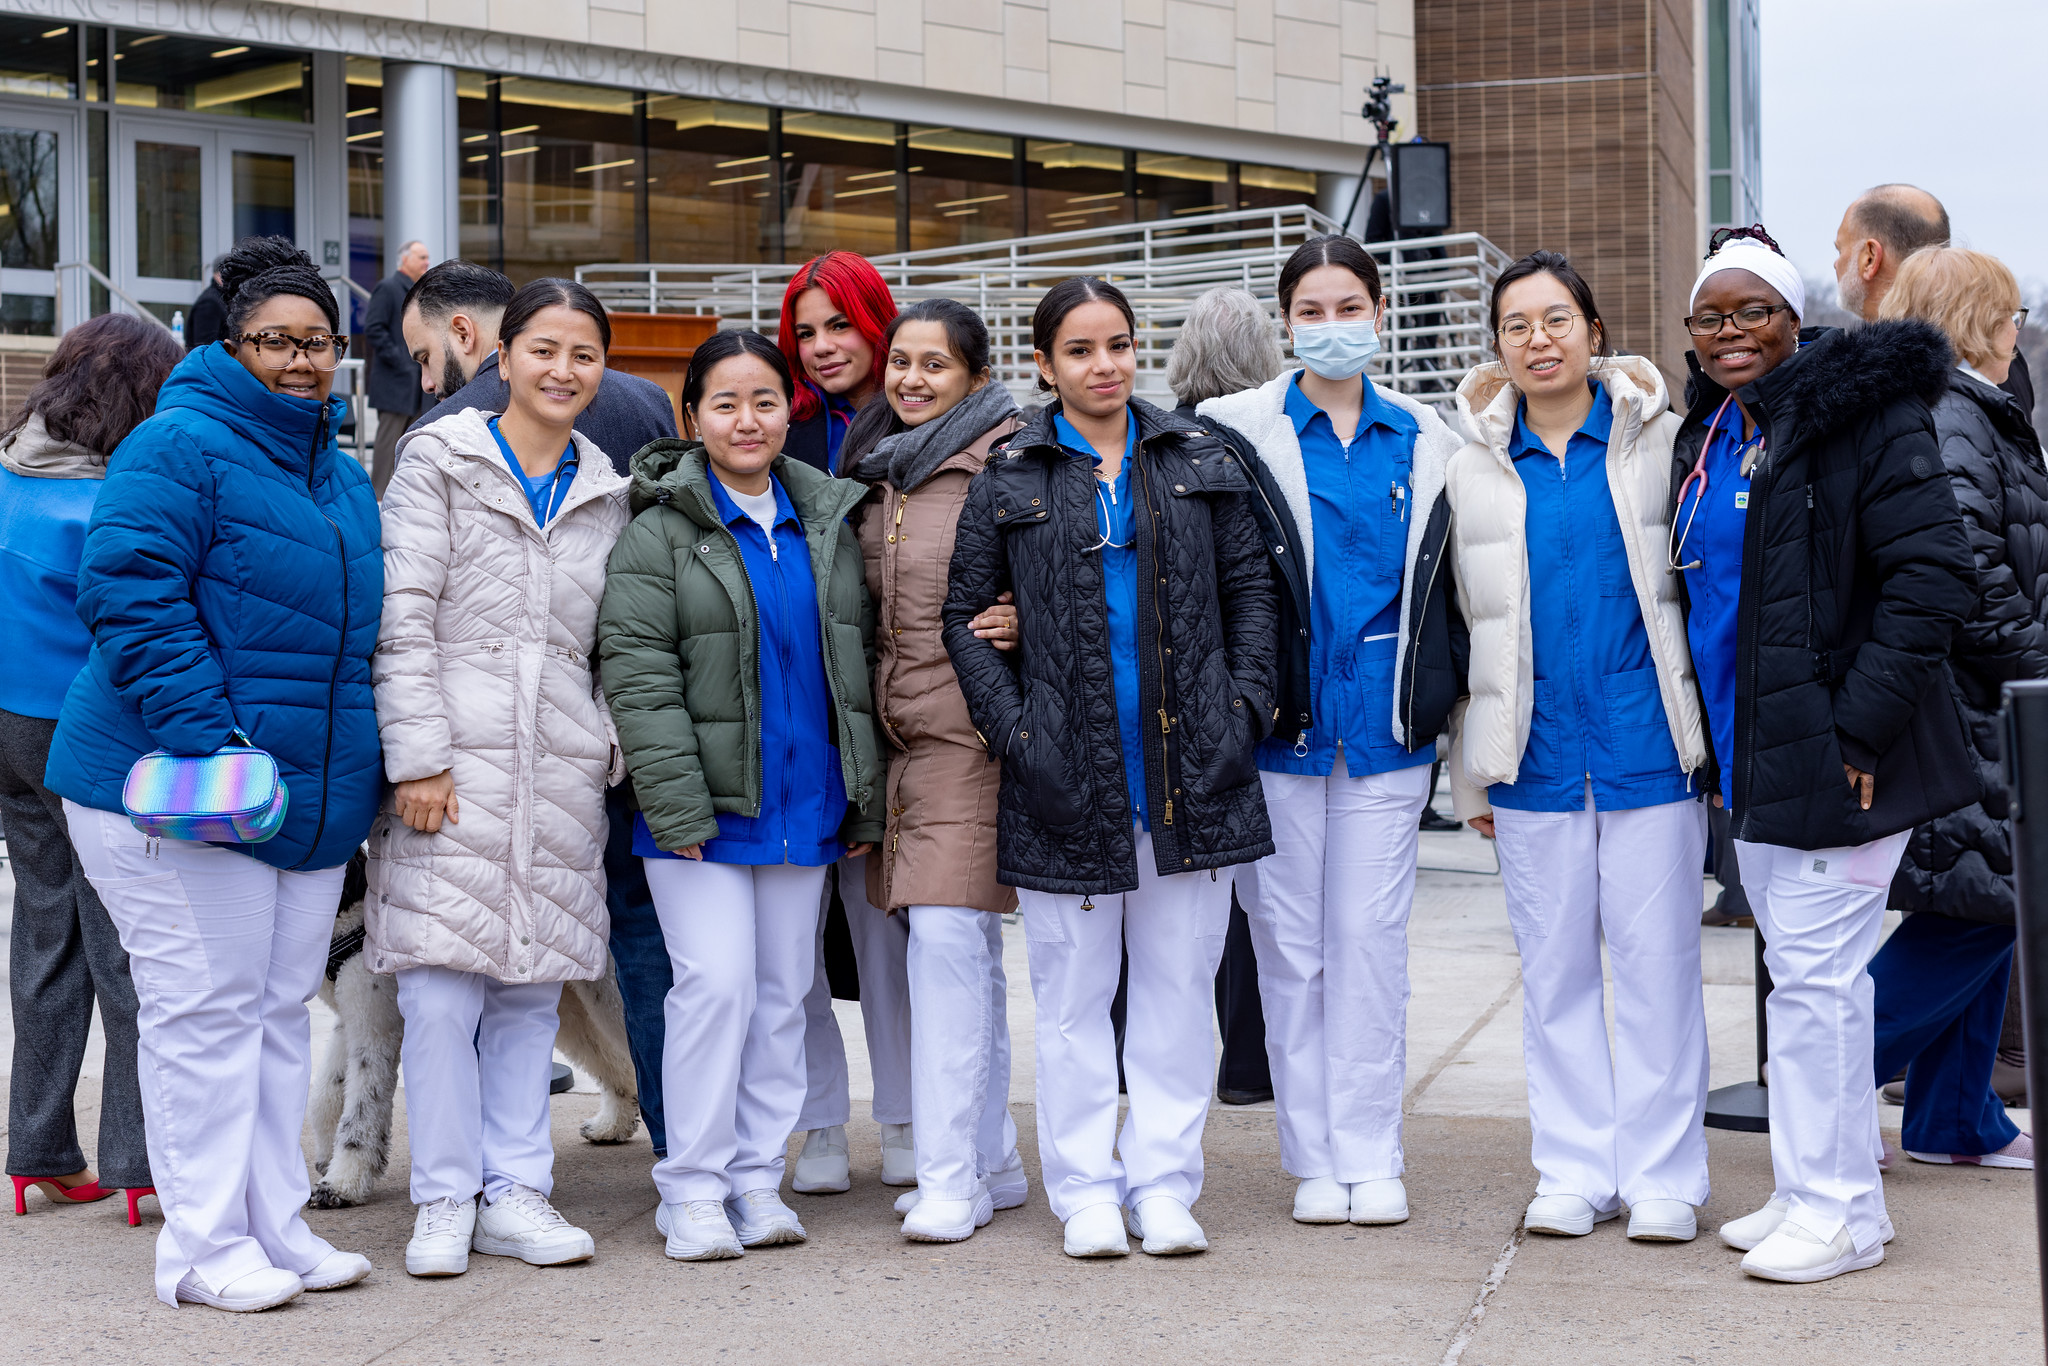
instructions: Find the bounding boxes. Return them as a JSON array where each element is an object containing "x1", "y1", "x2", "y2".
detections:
[
  {"x1": 1720, "y1": 1196, "x2": 1894, "y2": 1253},
  {"x1": 1350, "y1": 1177, "x2": 1409, "y2": 1225},
  {"x1": 1062, "y1": 1202, "x2": 1131, "y2": 1257},
  {"x1": 898, "y1": 1152, "x2": 1030, "y2": 1215},
  {"x1": 792, "y1": 1126, "x2": 851, "y2": 1194},
  {"x1": 406, "y1": 1196, "x2": 476, "y2": 1277},
  {"x1": 1741, "y1": 1220, "x2": 1885, "y2": 1283},
  {"x1": 300, "y1": 1250, "x2": 373, "y2": 1290},
  {"x1": 1625, "y1": 1200, "x2": 1697, "y2": 1242},
  {"x1": 1292, "y1": 1175, "x2": 1350, "y2": 1224},
  {"x1": 901, "y1": 1181, "x2": 994, "y2": 1242},
  {"x1": 1523, "y1": 1194, "x2": 1618, "y2": 1237},
  {"x1": 725, "y1": 1188, "x2": 807, "y2": 1246},
  {"x1": 880, "y1": 1123, "x2": 918, "y2": 1186},
  {"x1": 175, "y1": 1266, "x2": 304, "y2": 1312},
  {"x1": 1125, "y1": 1195, "x2": 1208, "y2": 1255},
  {"x1": 656, "y1": 1200, "x2": 744, "y2": 1261}
]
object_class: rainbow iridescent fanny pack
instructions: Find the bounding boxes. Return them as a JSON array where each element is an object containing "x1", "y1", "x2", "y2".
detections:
[{"x1": 121, "y1": 736, "x2": 289, "y2": 844}]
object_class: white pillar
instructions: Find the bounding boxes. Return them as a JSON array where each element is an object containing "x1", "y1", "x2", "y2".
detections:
[
  {"x1": 1317, "y1": 172, "x2": 1364, "y2": 237},
  {"x1": 382, "y1": 61, "x2": 460, "y2": 272}
]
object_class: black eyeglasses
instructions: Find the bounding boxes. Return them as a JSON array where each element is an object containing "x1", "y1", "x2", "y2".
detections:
[
  {"x1": 232, "y1": 330, "x2": 350, "y2": 371},
  {"x1": 2016, "y1": 309, "x2": 2031, "y2": 331},
  {"x1": 1683, "y1": 303, "x2": 1796, "y2": 337}
]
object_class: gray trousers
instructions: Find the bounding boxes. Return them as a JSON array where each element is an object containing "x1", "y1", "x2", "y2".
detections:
[
  {"x1": 371, "y1": 408, "x2": 414, "y2": 499},
  {"x1": 0, "y1": 709, "x2": 150, "y2": 1185}
]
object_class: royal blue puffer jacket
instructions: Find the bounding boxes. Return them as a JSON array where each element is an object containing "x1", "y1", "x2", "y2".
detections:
[{"x1": 44, "y1": 343, "x2": 384, "y2": 872}]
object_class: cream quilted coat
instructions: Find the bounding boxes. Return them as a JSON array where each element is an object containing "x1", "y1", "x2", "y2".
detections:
[
  {"x1": 365, "y1": 407, "x2": 629, "y2": 984},
  {"x1": 1444, "y1": 355, "x2": 1706, "y2": 819}
]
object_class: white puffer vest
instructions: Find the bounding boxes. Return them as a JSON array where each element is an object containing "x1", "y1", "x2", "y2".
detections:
[
  {"x1": 365, "y1": 407, "x2": 630, "y2": 984},
  {"x1": 1444, "y1": 356, "x2": 1706, "y2": 818}
]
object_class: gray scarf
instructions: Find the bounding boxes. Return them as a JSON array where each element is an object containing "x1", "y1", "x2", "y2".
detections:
[
  {"x1": 0, "y1": 412, "x2": 104, "y2": 479},
  {"x1": 853, "y1": 381, "x2": 1020, "y2": 493}
]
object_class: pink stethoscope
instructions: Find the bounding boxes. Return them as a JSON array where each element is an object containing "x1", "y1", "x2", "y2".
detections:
[{"x1": 1668, "y1": 393, "x2": 1765, "y2": 572}]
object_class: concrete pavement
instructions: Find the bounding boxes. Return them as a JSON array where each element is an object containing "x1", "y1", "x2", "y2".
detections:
[{"x1": 1, "y1": 818, "x2": 2039, "y2": 1364}]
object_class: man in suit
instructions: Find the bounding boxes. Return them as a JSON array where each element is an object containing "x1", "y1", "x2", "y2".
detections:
[
  {"x1": 364, "y1": 238, "x2": 430, "y2": 496},
  {"x1": 401, "y1": 257, "x2": 680, "y2": 1156}
]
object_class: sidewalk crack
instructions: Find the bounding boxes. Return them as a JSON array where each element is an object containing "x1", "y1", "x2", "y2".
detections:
[
  {"x1": 1438, "y1": 1219, "x2": 1525, "y2": 1366},
  {"x1": 1403, "y1": 968, "x2": 1521, "y2": 1112}
]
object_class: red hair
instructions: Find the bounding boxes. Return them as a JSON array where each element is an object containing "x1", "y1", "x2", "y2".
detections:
[{"x1": 777, "y1": 252, "x2": 898, "y2": 421}]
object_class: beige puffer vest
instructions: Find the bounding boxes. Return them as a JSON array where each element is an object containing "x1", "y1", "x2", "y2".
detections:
[
  {"x1": 1444, "y1": 356, "x2": 1706, "y2": 818},
  {"x1": 365, "y1": 407, "x2": 630, "y2": 984}
]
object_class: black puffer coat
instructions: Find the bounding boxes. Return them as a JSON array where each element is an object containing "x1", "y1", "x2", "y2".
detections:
[
  {"x1": 1891, "y1": 369, "x2": 2048, "y2": 923},
  {"x1": 1672, "y1": 321, "x2": 1979, "y2": 851},
  {"x1": 942, "y1": 398, "x2": 1278, "y2": 895}
]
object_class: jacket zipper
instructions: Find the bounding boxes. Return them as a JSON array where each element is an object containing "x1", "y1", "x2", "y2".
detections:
[
  {"x1": 296, "y1": 407, "x2": 342, "y2": 871},
  {"x1": 1240, "y1": 459, "x2": 1310, "y2": 749},
  {"x1": 1134, "y1": 441, "x2": 1176, "y2": 830},
  {"x1": 1733, "y1": 408, "x2": 1769, "y2": 835}
]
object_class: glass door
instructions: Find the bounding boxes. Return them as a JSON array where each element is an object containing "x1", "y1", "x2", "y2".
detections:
[
  {"x1": 114, "y1": 118, "x2": 311, "y2": 326},
  {"x1": 0, "y1": 103, "x2": 80, "y2": 333}
]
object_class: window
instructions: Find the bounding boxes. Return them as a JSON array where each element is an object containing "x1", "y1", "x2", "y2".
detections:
[
  {"x1": 907, "y1": 127, "x2": 1020, "y2": 250},
  {"x1": 780, "y1": 112, "x2": 898, "y2": 261},
  {"x1": 0, "y1": 128, "x2": 60, "y2": 269},
  {"x1": 345, "y1": 57, "x2": 382, "y2": 331},
  {"x1": 0, "y1": 18, "x2": 76, "y2": 101},
  {"x1": 1133, "y1": 153, "x2": 1228, "y2": 221},
  {"x1": 1027, "y1": 141, "x2": 1128, "y2": 236},
  {"x1": 645, "y1": 98, "x2": 774, "y2": 263},
  {"x1": 493, "y1": 77, "x2": 639, "y2": 284},
  {"x1": 1238, "y1": 162, "x2": 1317, "y2": 212},
  {"x1": 110, "y1": 34, "x2": 308, "y2": 122}
]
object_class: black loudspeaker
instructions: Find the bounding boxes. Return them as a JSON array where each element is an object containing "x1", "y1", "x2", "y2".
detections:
[{"x1": 1393, "y1": 142, "x2": 1451, "y2": 233}]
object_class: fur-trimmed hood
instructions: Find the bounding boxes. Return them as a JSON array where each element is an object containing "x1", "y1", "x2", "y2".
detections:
[
  {"x1": 1683, "y1": 320, "x2": 1954, "y2": 446},
  {"x1": 1458, "y1": 354, "x2": 1672, "y2": 469}
]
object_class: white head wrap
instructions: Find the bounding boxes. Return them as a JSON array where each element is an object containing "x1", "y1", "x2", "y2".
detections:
[{"x1": 1689, "y1": 239, "x2": 1805, "y2": 319}]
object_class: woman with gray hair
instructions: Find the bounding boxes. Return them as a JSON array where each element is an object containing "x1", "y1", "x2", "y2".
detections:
[{"x1": 1169, "y1": 286, "x2": 1288, "y2": 409}]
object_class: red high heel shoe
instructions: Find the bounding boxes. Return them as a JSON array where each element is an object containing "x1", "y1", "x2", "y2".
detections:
[
  {"x1": 125, "y1": 1187, "x2": 156, "y2": 1226},
  {"x1": 11, "y1": 1174, "x2": 115, "y2": 1214}
]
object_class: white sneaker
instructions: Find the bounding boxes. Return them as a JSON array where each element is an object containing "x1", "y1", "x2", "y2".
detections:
[
  {"x1": 792, "y1": 1126, "x2": 851, "y2": 1194},
  {"x1": 1626, "y1": 1199, "x2": 1697, "y2": 1242},
  {"x1": 724, "y1": 1188, "x2": 807, "y2": 1246},
  {"x1": 1062, "y1": 1201, "x2": 1130, "y2": 1257},
  {"x1": 656, "y1": 1201, "x2": 744, "y2": 1261},
  {"x1": 987, "y1": 1152, "x2": 1030, "y2": 1210},
  {"x1": 880, "y1": 1122, "x2": 917, "y2": 1186},
  {"x1": 1741, "y1": 1220, "x2": 1885, "y2": 1283},
  {"x1": 1125, "y1": 1195, "x2": 1208, "y2": 1255},
  {"x1": 1523, "y1": 1194, "x2": 1618, "y2": 1237},
  {"x1": 406, "y1": 1197, "x2": 476, "y2": 1277},
  {"x1": 901, "y1": 1181, "x2": 994, "y2": 1242},
  {"x1": 175, "y1": 1266, "x2": 304, "y2": 1312},
  {"x1": 300, "y1": 1250, "x2": 372, "y2": 1290},
  {"x1": 1292, "y1": 1175, "x2": 1350, "y2": 1224},
  {"x1": 1350, "y1": 1177, "x2": 1409, "y2": 1225},
  {"x1": 472, "y1": 1185, "x2": 595, "y2": 1266},
  {"x1": 1719, "y1": 1197, "x2": 1895, "y2": 1251}
]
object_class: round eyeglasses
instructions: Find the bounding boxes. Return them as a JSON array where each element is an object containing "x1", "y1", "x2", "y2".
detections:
[
  {"x1": 233, "y1": 330, "x2": 350, "y2": 372},
  {"x1": 1497, "y1": 310, "x2": 1580, "y2": 348}
]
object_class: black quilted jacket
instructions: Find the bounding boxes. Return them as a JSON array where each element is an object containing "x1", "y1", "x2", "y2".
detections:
[
  {"x1": 1672, "y1": 321, "x2": 1979, "y2": 851},
  {"x1": 1891, "y1": 369, "x2": 2048, "y2": 924},
  {"x1": 941, "y1": 398, "x2": 1278, "y2": 895}
]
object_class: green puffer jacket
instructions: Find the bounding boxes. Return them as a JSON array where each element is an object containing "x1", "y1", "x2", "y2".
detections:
[{"x1": 597, "y1": 440, "x2": 882, "y2": 852}]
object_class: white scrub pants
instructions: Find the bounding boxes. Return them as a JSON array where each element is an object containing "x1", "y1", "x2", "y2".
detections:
[
  {"x1": 64, "y1": 800, "x2": 344, "y2": 1307},
  {"x1": 1736, "y1": 831, "x2": 1909, "y2": 1253},
  {"x1": 906, "y1": 903, "x2": 1018, "y2": 1200},
  {"x1": 1492, "y1": 798, "x2": 1711, "y2": 1210},
  {"x1": 396, "y1": 965, "x2": 563, "y2": 1205},
  {"x1": 646, "y1": 857, "x2": 827, "y2": 1203},
  {"x1": 797, "y1": 852, "x2": 912, "y2": 1129},
  {"x1": 1018, "y1": 830, "x2": 1231, "y2": 1221},
  {"x1": 1238, "y1": 759, "x2": 1430, "y2": 1183}
]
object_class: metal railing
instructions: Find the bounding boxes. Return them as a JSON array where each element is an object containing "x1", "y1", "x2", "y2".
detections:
[
  {"x1": 53, "y1": 261, "x2": 177, "y2": 334},
  {"x1": 577, "y1": 207, "x2": 1511, "y2": 401}
]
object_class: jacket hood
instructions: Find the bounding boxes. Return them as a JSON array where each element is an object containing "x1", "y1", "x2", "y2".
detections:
[
  {"x1": 628, "y1": 437, "x2": 864, "y2": 530},
  {"x1": 1457, "y1": 354, "x2": 1671, "y2": 467},
  {"x1": 0, "y1": 410, "x2": 105, "y2": 479},
  {"x1": 1944, "y1": 365, "x2": 2043, "y2": 451},
  {"x1": 155, "y1": 341, "x2": 349, "y2": 476},
  {"x1": 1683, "y1": 321, "x2": 1954, "y2": 444}
]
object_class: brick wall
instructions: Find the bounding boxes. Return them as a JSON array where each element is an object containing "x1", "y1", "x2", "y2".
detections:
[{"x1": 1416, "y1": 0, "x2": 1696, "y2": 388}]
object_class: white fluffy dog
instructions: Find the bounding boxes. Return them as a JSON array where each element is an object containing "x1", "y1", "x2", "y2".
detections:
[{"x1": 306, "y1": 852, "x2": 642, "y2": 1208}]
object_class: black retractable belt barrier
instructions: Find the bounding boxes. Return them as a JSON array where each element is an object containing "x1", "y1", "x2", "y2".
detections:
[{"x1": 2000, "y1": 679, "x2": 2048, "y2": 1354}]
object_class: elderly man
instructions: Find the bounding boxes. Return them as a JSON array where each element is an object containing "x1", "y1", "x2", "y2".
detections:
[
  {"x1": 364, "y1": 239, "x2": 431, "y2": 497},
  {"x1": 1833, "y1": 184, "x2": 2032, "y2": 411}
]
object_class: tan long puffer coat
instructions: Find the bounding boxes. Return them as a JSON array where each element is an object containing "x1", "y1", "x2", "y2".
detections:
[
  {"x1": 365, "y1": 407, "x2": 629, "y2": 984},
  {"x1": 858, "y1": 418, "x2": 1020, "y2": 915}
]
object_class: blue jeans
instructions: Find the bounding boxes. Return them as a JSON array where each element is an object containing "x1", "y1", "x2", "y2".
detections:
[
  {"x1": 606, "y1": 786, "x2": 671, "y2": 1156},
  {"x1": 1871, "y1": 912, "x2": 2019, "y2": 1158}
]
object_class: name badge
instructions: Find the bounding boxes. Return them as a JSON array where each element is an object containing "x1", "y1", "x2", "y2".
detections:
[{"x1": 1733, "y1": 491, "x2": 1749, "y2": 509}]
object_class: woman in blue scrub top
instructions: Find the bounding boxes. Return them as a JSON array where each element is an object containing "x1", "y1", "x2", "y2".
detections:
[
  {"x1": 1197, "y1": 236, "x2": 1464, "y2": 1229},
  {"x1": 1443, "y1": 252, "x2": 1711, "y2": 1245}
]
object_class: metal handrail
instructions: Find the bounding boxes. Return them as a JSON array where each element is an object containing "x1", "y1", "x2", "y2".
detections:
[
  {"x1": 325, "y1": 273, "x2": 374, "y2": 305},
  {"x1": 52, "y1": 261, "x2": 176, "y2": 332},
  {"x1": 579, "y1": 210, "x2": 1511, "y2": 400}
]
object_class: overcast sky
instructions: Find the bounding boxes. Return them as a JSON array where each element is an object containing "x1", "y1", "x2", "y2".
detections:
[{"x1": 1761, "y1": 0, "x2": 2047, "y2": 299}]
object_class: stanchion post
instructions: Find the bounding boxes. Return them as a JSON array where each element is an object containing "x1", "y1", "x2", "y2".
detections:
[{"x1": 1999, "y1": 679, "x2": 2048, "y2": 1354}]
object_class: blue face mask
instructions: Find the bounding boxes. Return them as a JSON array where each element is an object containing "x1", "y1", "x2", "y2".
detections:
[{"x1": 1290, "y1": 320, "x2": 1381, "y2": 381}]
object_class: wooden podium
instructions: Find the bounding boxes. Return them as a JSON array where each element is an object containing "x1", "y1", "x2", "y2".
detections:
[{"x1": 605, "y1": 312, "x2": 719, "y2": 430}]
